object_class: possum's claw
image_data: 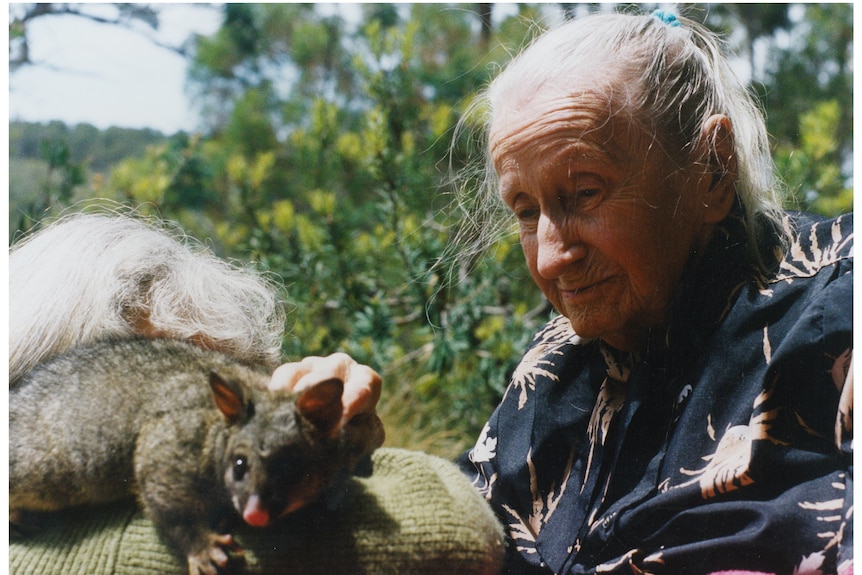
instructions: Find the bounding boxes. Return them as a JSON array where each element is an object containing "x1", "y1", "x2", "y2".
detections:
[{"x1": 187, "y1": 533, "x2": 244, "y2": 575}]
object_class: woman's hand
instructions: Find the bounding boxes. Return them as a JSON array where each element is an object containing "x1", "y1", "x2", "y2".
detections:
[{"x1": 270, "y1": 353, "x2": 382, "y2": 429}]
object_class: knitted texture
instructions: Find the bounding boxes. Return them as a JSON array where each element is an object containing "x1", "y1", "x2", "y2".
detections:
[{"x1": 10, "y1": 448, "x2": 505, "y2": 575}]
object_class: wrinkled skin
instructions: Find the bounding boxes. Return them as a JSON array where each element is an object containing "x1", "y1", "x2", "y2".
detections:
[{"x1": 489, "y1": 82, "x2": 737, "y2": 351}]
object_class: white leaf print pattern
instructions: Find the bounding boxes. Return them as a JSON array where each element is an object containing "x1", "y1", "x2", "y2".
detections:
[
  {"x1": 763, "y1": 325, "x2": 772, "y2": 365},
  {"x1": 675, "y1": 377, "x2": 789, "y2": 498},
  {"x1": 502, "y1": 447, "x2": 575, "y2": 555},
  {"x1": 775, "y1": 215, "x2": 854, "y2": 282},
  {"x1": 507, "y1": 346, "x2": 562, "y2": 410},
  {"x1": 793, "y1": 551, "x2": 825, "y2": 575},
  {"x1": 831, "y1": 349, "x2": 852, "y2": 450},
  {"x1": 468, "y1": 422, "x2": 498, "y2": 499},
  {"x1": 581, "y1": 376, "x2": 626, "y2": 495},
  {"x1": 798, "y1": 486, "x2": 850, "y2": 560},
  {"x1": 581, "y1": 344, "x2": 631, "y2": 495},
  {"x1": 506, "y1": 316, "x2": 582, "y2": 410}
]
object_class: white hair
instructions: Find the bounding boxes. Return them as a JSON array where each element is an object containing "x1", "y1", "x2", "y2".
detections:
[
  {"x1": 451, "y1": 11, "x2": 786, "y2": 273},
  {"x1": 10, "y1": 211, "x2": 287, "y2": 383}
]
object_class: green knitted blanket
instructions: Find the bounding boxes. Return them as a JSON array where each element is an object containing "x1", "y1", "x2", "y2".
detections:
[{"x1": 10, "y1": 448, "x2": 504, "y2": 575}]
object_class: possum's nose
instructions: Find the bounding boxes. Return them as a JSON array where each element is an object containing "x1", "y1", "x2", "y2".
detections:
[{"x1": 242, "y1": 494, "x2": 270, "y2": 527}]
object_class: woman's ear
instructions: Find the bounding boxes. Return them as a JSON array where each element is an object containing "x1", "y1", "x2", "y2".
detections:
[{"x1": 698, "y1": 114, "x2": 738, "y2": 224}]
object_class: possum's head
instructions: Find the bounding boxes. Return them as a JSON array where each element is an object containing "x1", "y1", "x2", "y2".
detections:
[{"x1": 209, "y1": 372, "x2": 344, "y2": 528}]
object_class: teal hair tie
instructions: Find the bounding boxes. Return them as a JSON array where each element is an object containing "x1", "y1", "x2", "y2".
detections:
[{"x1": 651, "y1": 9, "x2": 681, "y2": 27}]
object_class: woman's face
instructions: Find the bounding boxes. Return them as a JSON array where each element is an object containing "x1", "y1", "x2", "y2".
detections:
[{"x1": 490, "y1": 88, "x2": 716, "y2": 351}]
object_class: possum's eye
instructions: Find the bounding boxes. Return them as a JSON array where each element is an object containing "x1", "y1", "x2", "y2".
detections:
[{"x1": 232, "y1": 456, "x2": 249, "y2": 481}]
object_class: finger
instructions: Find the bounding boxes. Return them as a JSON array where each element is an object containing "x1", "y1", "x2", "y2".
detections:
[
  {"x1": 270, "y1": 354, "x2": 350, "y2": 392},
  {"x1": 269, "y1": 354, "x2": 382, "y2": 429},
  {"x1": 340, "y1": 363, "x2": 382, "y2": 426},
  {"x1": 269, "y1": 362, "x2": 310, "y2": 391}
]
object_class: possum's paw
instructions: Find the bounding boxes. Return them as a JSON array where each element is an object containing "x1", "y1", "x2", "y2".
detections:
[{"x1": 186, "y1": 533, "x2": 244, "y2": 575}]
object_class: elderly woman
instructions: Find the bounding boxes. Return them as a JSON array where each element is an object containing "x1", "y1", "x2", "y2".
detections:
[{"x1": 281, "y1": 10, "x2": 854, "y2": 574}]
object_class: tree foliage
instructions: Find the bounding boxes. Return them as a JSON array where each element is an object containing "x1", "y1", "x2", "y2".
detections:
[{"x1": 8, "y1": 3, "x2": 854, "y2": 457}]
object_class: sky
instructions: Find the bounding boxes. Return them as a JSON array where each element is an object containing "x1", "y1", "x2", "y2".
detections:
[
  {"x1": 6, "y1": 3, "x2": 375, "y2": 134},
  {"x1": 7, "y1": 3, "x2": 752, "y2": 137},
  {"x1": 8, "y1": 3, "x2": 224, "y2": 134}
]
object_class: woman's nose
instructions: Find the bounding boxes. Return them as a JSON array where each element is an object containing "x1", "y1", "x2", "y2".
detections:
[{"x1": 535, "y1": 215, "x2": 585, "y2": 279}]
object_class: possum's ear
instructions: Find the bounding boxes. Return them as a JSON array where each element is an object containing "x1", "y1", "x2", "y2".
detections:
[
  {"x1": 296, "y1": 378, "x2": 344, "y2": 436},
  {"x1": 210, "y1": 371, "x2": 246, "y2": 424}
]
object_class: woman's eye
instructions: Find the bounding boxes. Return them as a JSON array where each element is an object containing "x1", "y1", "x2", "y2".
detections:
[
  {"x1": 515, "y1": 207, "x2": 539, "y2": 222},
  {"x1": 559, "y1": 187, "x2": 602, "y2": 211},
  {"x1": 508, "y1": 195, "x2": 539, "y2": 223}
]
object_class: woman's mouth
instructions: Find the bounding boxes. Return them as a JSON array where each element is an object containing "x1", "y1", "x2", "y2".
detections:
[{"x1": 558, "y1": 277, "x2": 611, "y2": 302}]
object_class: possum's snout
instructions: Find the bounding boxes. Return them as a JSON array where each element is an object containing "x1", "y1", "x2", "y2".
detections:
[
  {"x1": 240, "y1": 493, "x2": 308, "y2": 527},
  {"x1": 241, "y1": 494, "x2": 270, "y2": 527}
]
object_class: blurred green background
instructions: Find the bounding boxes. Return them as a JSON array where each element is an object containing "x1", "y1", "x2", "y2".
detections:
[{"x1": 9, "y1": 3, "x2": 853, "y2": 458}]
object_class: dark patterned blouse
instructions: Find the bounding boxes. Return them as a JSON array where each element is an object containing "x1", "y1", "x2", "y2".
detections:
[{"x1": 458, "y1": 211, "x2": 853, "y2": 575}]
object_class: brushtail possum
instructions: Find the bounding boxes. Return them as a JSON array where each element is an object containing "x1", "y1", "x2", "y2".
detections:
[{"x1": 9, "y1": 337, "x2": 385, "y2": 575}]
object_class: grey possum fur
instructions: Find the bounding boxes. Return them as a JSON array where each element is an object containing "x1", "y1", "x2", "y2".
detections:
[{"x1": 9, "y1": 337, "x2": 385, "y2": 575}]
